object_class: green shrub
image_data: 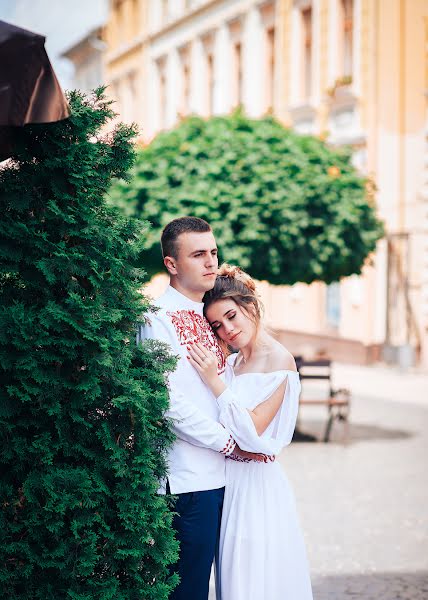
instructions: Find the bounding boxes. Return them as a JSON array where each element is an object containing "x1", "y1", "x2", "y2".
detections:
[{"x1": 0, "y1": 89, "x2": 178, "y2": 600}]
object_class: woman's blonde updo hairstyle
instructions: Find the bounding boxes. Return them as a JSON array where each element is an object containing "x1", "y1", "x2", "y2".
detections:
[{"x1": 203, "y1": 264, "x2": 263, "y2": 337}]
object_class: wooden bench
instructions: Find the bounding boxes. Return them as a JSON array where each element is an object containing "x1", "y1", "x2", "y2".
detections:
[{"x1": 295, "y1": 357, "x2": 351, "y2": 443}]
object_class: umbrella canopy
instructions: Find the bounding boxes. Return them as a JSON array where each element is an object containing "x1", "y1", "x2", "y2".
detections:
[
  {"x1": 0, "y1": 19, "x2": 69, "y2": 127},
  {"x1": 0, "y1": 20, "x2": 70, "y2": 159}
]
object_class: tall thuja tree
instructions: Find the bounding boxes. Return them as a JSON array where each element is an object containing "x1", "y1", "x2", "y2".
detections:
[{"x1": 0, "y1": 89, "x2": 178, "y2": 599}]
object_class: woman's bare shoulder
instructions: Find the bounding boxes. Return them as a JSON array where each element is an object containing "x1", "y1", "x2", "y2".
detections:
[{"x1": 268, "y1": 340, "x2": 297, "y2": 372}]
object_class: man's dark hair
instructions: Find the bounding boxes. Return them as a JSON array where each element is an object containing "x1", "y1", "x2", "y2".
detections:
[{"x1": 161, "y1": 216, "x2": 212, "y2": 259}]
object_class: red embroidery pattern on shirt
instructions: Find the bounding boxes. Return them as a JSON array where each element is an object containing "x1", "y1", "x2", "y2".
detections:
[
  {"x1": 167, "y1": 309, "x2": 226, "y2": 374},
  {"x1": 221, "y1": 435, "x2": 235, "y2": 456}
]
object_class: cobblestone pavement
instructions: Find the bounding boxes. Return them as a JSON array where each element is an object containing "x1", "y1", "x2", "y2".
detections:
[{"x1": 209, "y1": 364, "x2": 428, "y2": 599}]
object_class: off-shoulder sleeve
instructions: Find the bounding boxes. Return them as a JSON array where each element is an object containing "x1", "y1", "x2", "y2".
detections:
[{"x1": 216, "y1": 371, "x2": 301, "y2": 455}]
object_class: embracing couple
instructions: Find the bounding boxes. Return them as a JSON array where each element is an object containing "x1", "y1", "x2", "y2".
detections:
[{"x1": 137, "y1": 217, "x2": 313, "y2": 600}]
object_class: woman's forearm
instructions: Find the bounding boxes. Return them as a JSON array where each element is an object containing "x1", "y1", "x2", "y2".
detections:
[
  {"x1": 247, "y1": 381, "x2": 287, "y2": 435},
  {"x1": 210, "y1": 378, "x2": 227, "y2": 399}
]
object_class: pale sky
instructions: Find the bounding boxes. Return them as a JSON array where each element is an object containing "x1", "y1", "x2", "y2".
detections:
[{"x1": 0, "y1": 0, "x2": 108, "y2": 89}]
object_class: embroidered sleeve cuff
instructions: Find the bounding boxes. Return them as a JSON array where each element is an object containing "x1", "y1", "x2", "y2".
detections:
[{"x1": 220, "y1": 434, "x2": 236, "y2": 456}]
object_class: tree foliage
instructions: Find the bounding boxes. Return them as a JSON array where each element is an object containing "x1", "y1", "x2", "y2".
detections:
[
  {"x1": 109, "y1": 111, "x2": 383, "y2": 284},
  {"x1": 0, "y1": 89, "x2": 178, "y2": 599}
]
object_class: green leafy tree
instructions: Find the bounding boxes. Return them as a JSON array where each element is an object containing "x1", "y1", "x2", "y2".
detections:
[
  {"x1": 0, "y1": 89, "x2": 178, "y2": 600},
  {"x1": 109, "y1": 112, "x2": 383, "y2": 284}
]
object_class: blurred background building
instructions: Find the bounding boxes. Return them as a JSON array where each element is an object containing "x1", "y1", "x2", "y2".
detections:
[
  {"x1": 16, "y1": 0, "x2": 428, "y2": 370},
  {"x1": 61, "y1": 27, "x2": 106, "y2": 94}
]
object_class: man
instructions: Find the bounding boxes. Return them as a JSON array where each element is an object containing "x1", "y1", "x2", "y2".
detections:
[{"x1": 137, "y1": 217, "x2": 241, "y2": 600}]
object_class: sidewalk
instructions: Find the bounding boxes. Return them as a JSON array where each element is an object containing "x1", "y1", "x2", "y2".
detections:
[{"x1": 332, "y1": 362, "x2": 428, "y2": 406}]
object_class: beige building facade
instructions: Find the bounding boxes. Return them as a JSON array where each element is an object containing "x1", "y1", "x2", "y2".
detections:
[{"x1": 100, "y1": 0, "x2": 428, "y2": 368}]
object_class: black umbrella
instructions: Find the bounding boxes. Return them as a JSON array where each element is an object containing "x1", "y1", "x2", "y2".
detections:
[{"x1": 0, "y1": 19, "x2": 70, "y2": 157}]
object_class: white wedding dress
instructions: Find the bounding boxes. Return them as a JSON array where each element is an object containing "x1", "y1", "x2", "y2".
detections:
[{"x1": 216, "y1": 354, "x2": 313, "y2": 600}]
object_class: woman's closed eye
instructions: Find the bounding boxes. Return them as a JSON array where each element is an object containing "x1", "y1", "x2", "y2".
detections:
[{"x1": 212, "y1": 314, "x2": 235, "y2": 331}]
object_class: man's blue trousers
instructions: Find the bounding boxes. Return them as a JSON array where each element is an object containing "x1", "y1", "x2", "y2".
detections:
[{"x1": 169, "y1": 486, "x2": 225, "y2": 600}]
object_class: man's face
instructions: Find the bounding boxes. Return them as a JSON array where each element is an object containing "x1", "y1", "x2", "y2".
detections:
[{"x1": 165, "y1": 231, "x2": 219, "y2": 295}]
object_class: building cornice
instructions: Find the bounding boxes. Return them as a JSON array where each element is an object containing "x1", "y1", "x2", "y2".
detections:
[
  {"x1": 61, "y1": 26, "x2": 105, "y2": 60},
  {"x1": 106, "y1": 0, "x2": 274, "y2": 65},
  {"x1": 151, "y1": 0, "x2": 276, "y2": 43},
  {"x1": 106, "y1": 37, "x2": 145, "y2": 65},
  {"x1": 149, "y1": 0, "x2": 221, "y2": 41},
  {"x1": 106, "y1": 0, "x2": 221, "y2": 64}
]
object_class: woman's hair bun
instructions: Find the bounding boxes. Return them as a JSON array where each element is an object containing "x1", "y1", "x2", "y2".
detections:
[{"x1": 218, "y1": 263, "x2": 256, "y2": 292}]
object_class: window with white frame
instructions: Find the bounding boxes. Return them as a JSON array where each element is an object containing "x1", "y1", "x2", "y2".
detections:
[
  {"x1": 162, "y1": 0, "x2": 169, "y2": 23},
  {"x1": 260, "y1": 2, "x2": 276, "y2": 112},
  {"x1": 202, "y1": 33, "x2": 215, "y2": 116},
  {"x1": 116, "y1": 0, "x2": 125, "y2": 44},
  {"x1": 111, "y1": 80, "x2": 122, "y2": 115},
  {"x1": 339, "y1": 0, "x2": 353, "y2": 79},
  {"x1": 326, "y1": 282, "x2": 341, "y2": 329},
  {"x1": 233, "y1": 41, "x2": 243, "y2": 107},
  {"x1": 265, "y1": 26, "x2": 275, "y2": 111},
  {"x1": 228, "y1": 20, "x2": 243, "y2": 108},
  {"x1": 156, "y1": 57, "x2": 167, "y2": 130},
  {"x1": 131, "y1": 0, "x2": 139, "y2": 38},
  {"x1": 178, "y1": 44, "x2": 191, "y2": 117},
  {"x1": 206, "y1": 53, "x2": 214, "y2": 115},
  {"x1": 301, "y1": 5, "x2": 312, "y2": 101},
  {"x1": 122, "y1": 71, "x2": 137, "y2": 124},
  {"x1": 292, "y1": 0, "x2": 313, "y2": 104}
]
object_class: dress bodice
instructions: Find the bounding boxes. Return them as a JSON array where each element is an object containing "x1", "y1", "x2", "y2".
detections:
[{"x1": 217, "y1": 354, "x2": 301, "y2": 455}]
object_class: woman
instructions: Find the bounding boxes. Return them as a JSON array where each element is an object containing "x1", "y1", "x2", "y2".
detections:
[{"x1": 187, "y1": 264, "x2": 313, "y2": 600}]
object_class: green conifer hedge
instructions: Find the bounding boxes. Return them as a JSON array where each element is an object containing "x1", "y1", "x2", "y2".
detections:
[
  {"x1": 109, "y1": 111, "x2": 383, "y2": 284},
  {"x1": 0, "y1": 89, "x2": 178, "y2": 599}
]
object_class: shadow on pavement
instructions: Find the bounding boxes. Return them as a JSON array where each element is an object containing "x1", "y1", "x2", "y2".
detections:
[
  {"x1": 294, "y1": 419, "x2": 413, "y2": 444},
  {"x1": 312, "y1": 570, "x2": 428, "y2": 599}
]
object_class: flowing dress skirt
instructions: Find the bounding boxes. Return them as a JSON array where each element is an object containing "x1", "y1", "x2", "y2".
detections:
[{"x1": 218, "y1": 456, "x2": 313, "y2": 600}]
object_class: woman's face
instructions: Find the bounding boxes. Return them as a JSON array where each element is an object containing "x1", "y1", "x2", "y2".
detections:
[{"x1": 205, "y1": 298, "x2": 256, "y2": 350}]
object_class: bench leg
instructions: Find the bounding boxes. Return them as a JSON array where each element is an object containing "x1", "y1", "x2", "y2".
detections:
[
  {"x1": 339, "y1": 410, "x2": 350, "y2": 445},
  {"x1": 324, "y1": 405, "x2": 350, "y2": 443},
  {"x1": 324, "y1": 411, "x2": 335, "y2": 442}
]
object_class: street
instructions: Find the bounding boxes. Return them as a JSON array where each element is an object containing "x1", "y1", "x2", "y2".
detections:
[{"x1": 210, "y1": 363, "x2": 428, "y2": 599}]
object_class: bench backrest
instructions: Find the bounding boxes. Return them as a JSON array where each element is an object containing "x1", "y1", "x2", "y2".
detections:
[{"x1": 295, "y1": 356, "x2": 334, "y2": 397}]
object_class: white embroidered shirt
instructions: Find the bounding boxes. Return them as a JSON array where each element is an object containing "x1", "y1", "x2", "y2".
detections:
[{"x1": 137, "y1": 285, "x2": 235, "y2": 494}]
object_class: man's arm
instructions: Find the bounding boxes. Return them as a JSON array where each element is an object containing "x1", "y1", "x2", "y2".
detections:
[{"x1": 137, "y1": 316, "x2": 235, "y2": 456}]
